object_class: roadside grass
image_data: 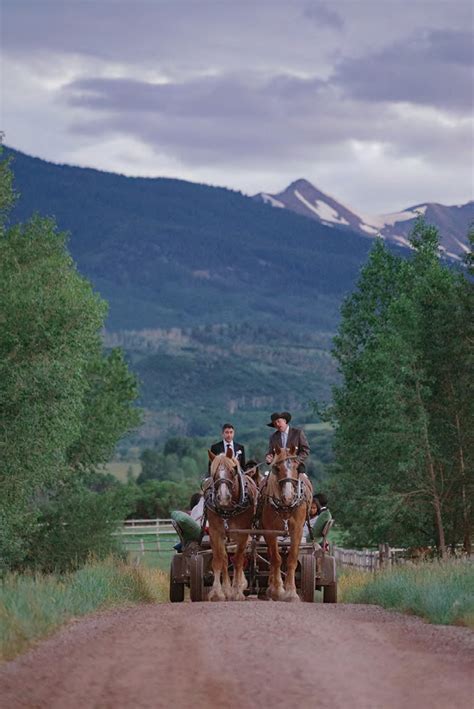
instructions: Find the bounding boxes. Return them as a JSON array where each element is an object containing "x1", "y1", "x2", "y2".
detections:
[
  {"x1": 338, "y1": 560, "x2": 474, "y2": 627},
  {"x1": 0, "y1": 558, "x2": 168, "y2": 662}
]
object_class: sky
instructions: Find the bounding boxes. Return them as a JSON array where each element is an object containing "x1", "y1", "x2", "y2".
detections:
[{"x1": 1, "y1": 0, "x2": 473, "y2": 213}]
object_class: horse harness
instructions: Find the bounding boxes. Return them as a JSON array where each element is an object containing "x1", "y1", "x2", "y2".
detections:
[
  {"x1": 265, "y1": 455, "x2": 307, "y2": 512},
  {"x1": 204, "y1": 463, "x2": 254, "y2": 519}
]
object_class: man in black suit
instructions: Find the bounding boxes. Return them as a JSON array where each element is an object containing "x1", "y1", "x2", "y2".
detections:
[
  {"x1": 265, "y1": 411, "x2": 310, "y2": 465},
  {"x1": 209, "y1": 423, "x2": 246, "y2": 470}
]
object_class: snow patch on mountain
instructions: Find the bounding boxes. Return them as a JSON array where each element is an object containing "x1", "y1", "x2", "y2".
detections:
[
  {"x1": 260, "y1": 193, "x2": 285, "y2": 208},
  {"x1": 359, "y1": 223, "x2": 380, "y2": 235},
  {"x1": 360, "y1": 205, "x2": 428, "y2": 230},
  {"x1": 294, "y1": 189, "x2": 349, "y2": 225},
  {"x1": 254, "y1": 179, "x2": 472, "y2": 259}
]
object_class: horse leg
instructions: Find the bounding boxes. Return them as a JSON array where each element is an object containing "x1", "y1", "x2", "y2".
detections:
[
  {"x1": 283, "y1": 515, "x2": 304, "y2": 602},
  {"x1": 208, "y1": 521, "x2": 227, "y2": 602},
  {"x1": 231, "y1": 533, "x2": 249, "y2": 601},
  {"x1": 221, "y1": 554, "x2": 233, "y2": 600},
  {"x1": 265, "y1": 534, "x2": 285, "y2": 601}
]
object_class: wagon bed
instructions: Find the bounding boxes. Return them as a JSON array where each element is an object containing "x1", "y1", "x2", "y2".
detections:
[{"x1": 169, "y1": 522, "x2": 337, "y2": 603}]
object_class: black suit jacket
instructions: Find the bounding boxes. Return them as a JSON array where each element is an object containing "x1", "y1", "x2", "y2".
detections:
[
  {"x1": 267, "y1": 426, "x2": 310, "y2": 462},
  {"x1": 208, "y1": 441, "x2": 246, "y2": 471}
]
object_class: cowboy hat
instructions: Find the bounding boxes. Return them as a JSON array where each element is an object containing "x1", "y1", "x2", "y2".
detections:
[{"x1": 266, "y1": 411, "x2": 292, "y2": 427}]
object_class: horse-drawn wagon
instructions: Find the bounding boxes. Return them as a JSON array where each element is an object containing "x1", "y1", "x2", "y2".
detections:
[
  {"x1": 170, "y1": 446, "x2": 337, "y2": 603},
  {"x1": 169, "y1": 520, "x2": 337, "y2": 603}
]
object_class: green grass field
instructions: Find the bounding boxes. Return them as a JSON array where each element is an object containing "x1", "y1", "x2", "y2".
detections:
[
  {"x1": 102, "y1": 461, "x2": 142, "y2": 482},
  {"x1": 339, "y1": 560, "x2": 474, "y2": 627},
  {"x1": 119, "y1": 532, "x2": 178, "y2": 572}
]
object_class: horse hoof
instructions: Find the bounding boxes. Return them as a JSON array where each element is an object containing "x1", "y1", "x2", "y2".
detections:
[
  {"x1": 283, "y1": 590, "x2": 300, "y2": 603},
  {"x1": 208, "y1": 590, "x2": 225, "y2": 602},
  {"x1": 233, "y1": 592, "x2": 246, "y2": 602}
]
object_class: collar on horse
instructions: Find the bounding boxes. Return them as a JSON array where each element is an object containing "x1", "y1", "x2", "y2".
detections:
[{"x1": 205, "y1": 465, "x2": 253, "y2": 519}]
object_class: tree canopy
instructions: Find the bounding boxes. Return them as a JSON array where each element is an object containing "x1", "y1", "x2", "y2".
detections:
[
  {"x1": 328, "y1": 220, "x2": 473, "y2": 554},
  {"x1": 0, "y1": 148, "x2": 141, "y2": 572}
]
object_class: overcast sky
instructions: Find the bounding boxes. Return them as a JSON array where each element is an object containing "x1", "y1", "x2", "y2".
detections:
[{"x1": 1, "y1": 0, "x2": 473, "y2": 213}]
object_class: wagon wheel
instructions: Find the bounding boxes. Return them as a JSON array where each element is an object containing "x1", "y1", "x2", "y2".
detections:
[
  {"x1": 189, "y1": 554, "x2": 205, "y2": 602},
  {"x1": 169, "y1": 563, "x2": 185, "y2": 603},
  {"x1": 300, "y1": 554, "x2": 316, "y2": 602},
  {"x1": 323, "y1": 582, "x2": 338, "y2": 604}
]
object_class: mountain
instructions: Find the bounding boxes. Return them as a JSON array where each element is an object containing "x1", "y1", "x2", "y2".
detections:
[
  {"x1": 5, "y1": 147, "x2": 390, "y2": 332},
  {"x1": 0, "y1": 147, "x2": 409, "y2": 442},
  {"x1": 255, "y1": 179, "x2": 473, "y2": 260}
]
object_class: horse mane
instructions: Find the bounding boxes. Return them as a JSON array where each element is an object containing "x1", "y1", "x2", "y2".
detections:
[{"x1": 209, "y1": 453, "x2": 238, "y2": 477}]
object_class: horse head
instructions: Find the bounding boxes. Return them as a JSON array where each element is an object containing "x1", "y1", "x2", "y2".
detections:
[
  {"x1": 271, "y1": 445, "x2": 301, "y2": 507},
  {"x1": 208, "y1": 448, "x2": 239, "y2": 510}
]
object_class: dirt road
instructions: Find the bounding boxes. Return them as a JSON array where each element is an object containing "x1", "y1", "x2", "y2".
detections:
[{"x1": 1, "y1": 602, "x2": 473, "y2": 709}]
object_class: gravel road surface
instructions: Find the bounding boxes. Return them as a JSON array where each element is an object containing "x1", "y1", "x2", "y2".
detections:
[{"x1": 1, "y1": 602, "x2": 473, "y2": 709}]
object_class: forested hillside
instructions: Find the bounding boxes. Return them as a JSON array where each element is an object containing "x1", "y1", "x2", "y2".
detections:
[
  {"x1": 5, "y1": 146, "x2": 396, "y2": 332},
  {"x1": 4, "y1": 146, "x2": 414, "y2": 440}
]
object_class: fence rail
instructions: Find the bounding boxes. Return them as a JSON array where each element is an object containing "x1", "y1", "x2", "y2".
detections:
[
  {"x1": 114, "y1": 518, "x2": 178, "y2": 556},
  {"x1": 333, "y1": 544, "x2": 407, "y2": 571}
]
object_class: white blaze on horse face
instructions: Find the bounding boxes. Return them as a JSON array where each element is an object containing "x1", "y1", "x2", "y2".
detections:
[
  {"x1": 281, "y1": 459, "x2": 295, "y2": 505},
  {"x1": 217, "y1": 465, "x2": 232, "y2": 507},
  {"x1": 282, "y1": 480, "x2": 294, "y2": 505}
]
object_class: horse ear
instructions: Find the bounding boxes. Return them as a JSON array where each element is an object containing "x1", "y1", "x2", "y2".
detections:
[
  {"x1": 275, "y1": 444, "x2": 281, "y2": 454},
  {"x1": 226, "y1": 446, "x2": 233, "y2": 458},
  {"x1": 289, "y1": 445, "x2": 296, "y2": 455},
  {"x1": 208, "y1": 450, "x2": 216, "y2": 461}
]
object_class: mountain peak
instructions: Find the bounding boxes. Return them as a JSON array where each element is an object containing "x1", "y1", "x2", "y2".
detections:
[
  {"x1": 254, "y1": 179, "x2": 473, "y2": 259},
  {"x1": 287, "y1": 178, "x2": 317, "y2": 191}
]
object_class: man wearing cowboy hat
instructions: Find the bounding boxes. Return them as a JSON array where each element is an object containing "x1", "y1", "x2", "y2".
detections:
[{"x1": 265, "y1": 411, "x2": 310, "y2": 465}]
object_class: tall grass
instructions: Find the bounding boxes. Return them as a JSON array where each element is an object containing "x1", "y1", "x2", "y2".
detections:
[
  {"x1": 0, "y1": 558, "x2": 168, "y2": 661},
  {"x1": 339, "y1": 560, "x2": 474, "y2": 627}
]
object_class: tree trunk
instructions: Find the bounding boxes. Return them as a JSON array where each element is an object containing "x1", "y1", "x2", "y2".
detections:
[
  {"x1": 451, "y1": 391, "x2": 471, "y2": 555},
  {"x1": 415, "y1": 379, "x2": 448, "y2": 559}
]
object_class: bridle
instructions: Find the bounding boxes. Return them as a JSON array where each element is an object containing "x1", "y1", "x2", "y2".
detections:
[
  {"x1": 204, "y1": 459, "x2": 253, "y2": 519},
  {"x1": 267, "y1": 455, "x2": 306, "y2": 512}
]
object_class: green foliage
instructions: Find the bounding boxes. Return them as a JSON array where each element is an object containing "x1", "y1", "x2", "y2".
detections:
[
  {"x1": 67, "y1": 348, "x2": 141, "y2": 472},
  {"x1": 0, "y1": 148, "x2": 141, "y2": 572},
  {"x1": 25, "y1": 480, "x2": 130, "y2": 573},
  {"x1": 126, "y1": 480, "x2": 195, "y2": 518},
  {"x1": 329, "y1": 219, "x2": 474, "y2": 552}
]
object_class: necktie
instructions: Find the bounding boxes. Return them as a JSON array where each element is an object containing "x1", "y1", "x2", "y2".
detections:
[{"x1": 281, "y1": 432, "x2": 287, "y2": 449}]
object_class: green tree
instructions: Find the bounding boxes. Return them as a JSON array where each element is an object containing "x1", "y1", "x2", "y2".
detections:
[
  {"x1": 329, "y1": 221, "x2": 473, "y2": 554},
  {"x1": 0, "y1": 147, "x2": 140, "y2": 571}
]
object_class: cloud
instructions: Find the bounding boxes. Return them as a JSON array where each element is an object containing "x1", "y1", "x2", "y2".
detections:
[
  {"x1": 303, "y1": 1, "x2": 344, "y2": 30},
  {"x1": 61, "y1": 71, "x2": 472, "y2": 173},
  {"x1": 334, "y1": 29, "x2": 473, "y2": 113},
  {"x1": 2, "y1": 0, "x2": 473, "y2": 212}
]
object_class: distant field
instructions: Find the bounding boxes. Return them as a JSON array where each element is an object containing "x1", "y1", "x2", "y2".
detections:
[
  {"x1": 303, "y1": 422, "x2": 334, "y2": 432},
  {"x1": 118, "y1": 532, "x2": 178, "y2": 572},
  {"x1": 102, "y1": 461, "x2": 142, "y2": 481}
]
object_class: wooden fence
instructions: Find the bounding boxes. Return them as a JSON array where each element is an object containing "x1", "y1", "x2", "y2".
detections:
[
  {"x1": 333, "y1": 544, "x2": 421, "y2": 571},
  {"x1": 114, "y1": 518, "x2": 178, "y2": 557}
]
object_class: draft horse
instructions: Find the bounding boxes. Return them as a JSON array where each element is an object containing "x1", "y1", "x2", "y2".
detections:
[
  {"x1": 260, "y1": 445, "x2": 313, "y2": 601},
  {"x1": 205, "y1": 448, "x2": 258, "y2": 601}
]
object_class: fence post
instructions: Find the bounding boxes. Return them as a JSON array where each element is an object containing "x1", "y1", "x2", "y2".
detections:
[{"x1": 379, "y1": 543, "x2": 390, "y2": 570}]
